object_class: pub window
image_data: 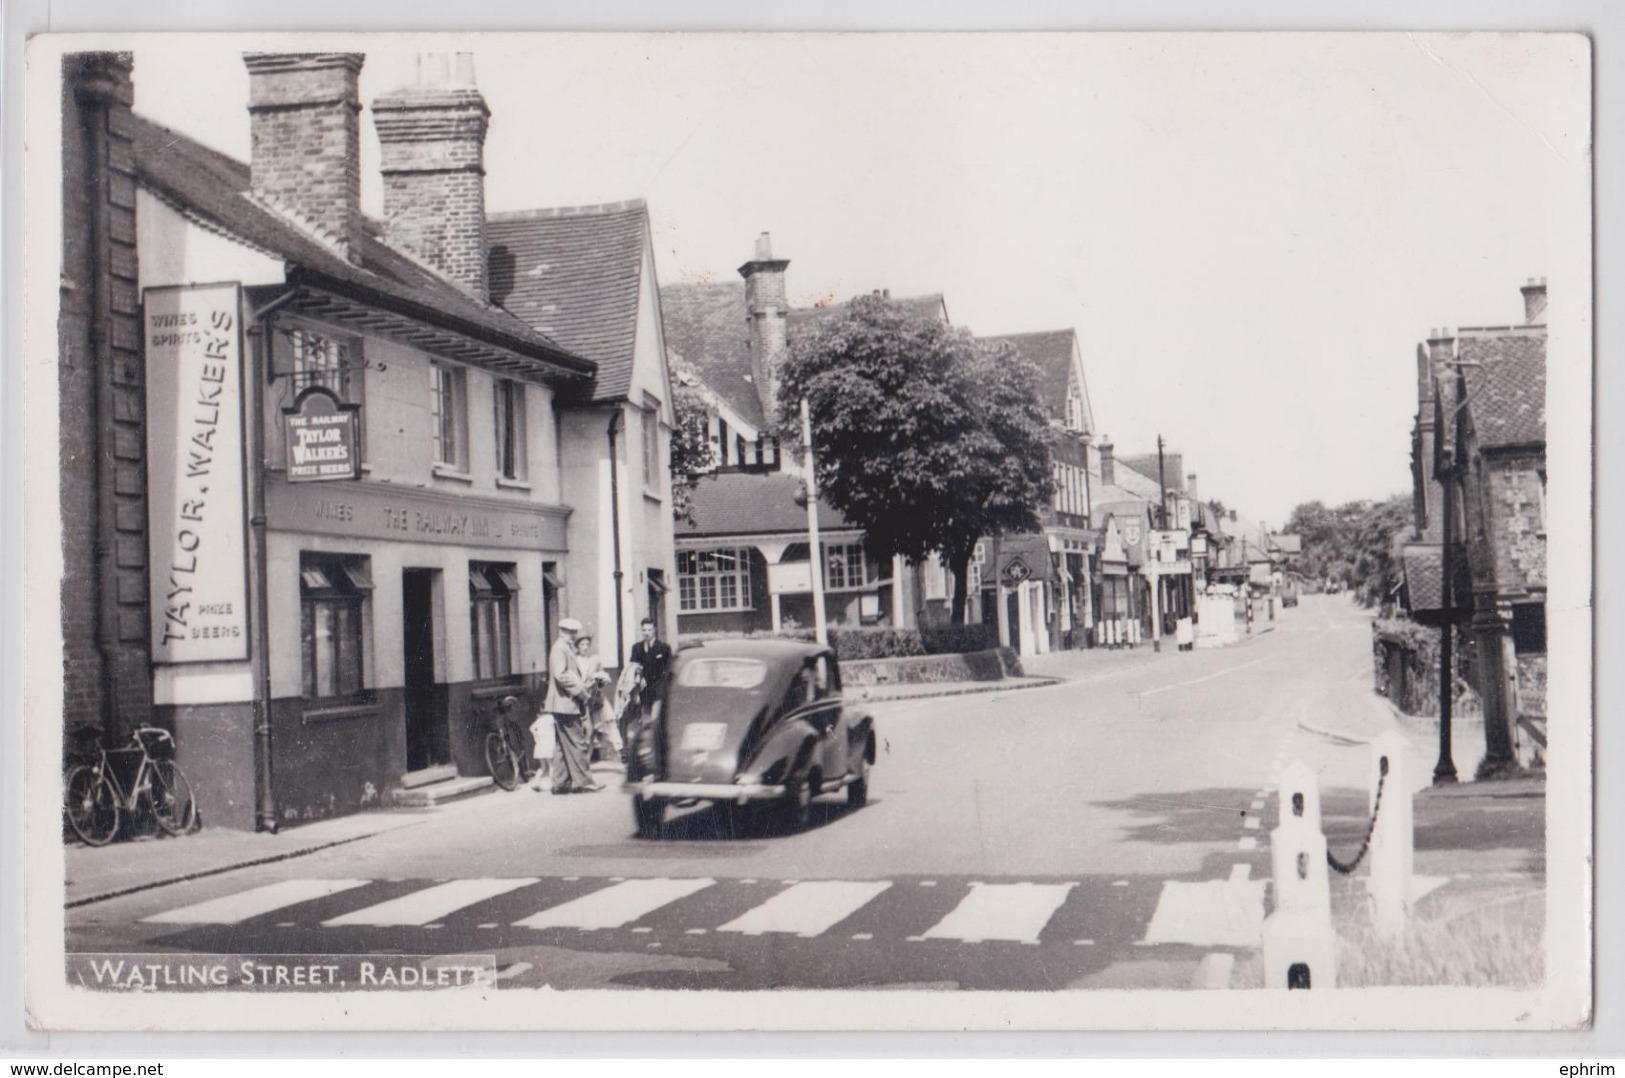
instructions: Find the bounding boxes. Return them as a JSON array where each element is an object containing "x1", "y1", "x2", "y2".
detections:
[
  {"x1": 493, "y1": 378, "x2": 527, "y2": 481},
  {"x1": 470, "y1": 562, "x2": 520, "y2": 681},
  {"x1": 432, "y1": 361, "x2": 469, "y2": 470},
  {"x1": 300, "y1": 553, "x2": 372, "y2": 701},
  {"x1": 677, "y1": 548, "x2": 753, "y2": 612}
]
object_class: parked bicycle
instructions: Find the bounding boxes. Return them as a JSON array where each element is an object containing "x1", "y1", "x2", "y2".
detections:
[
  {"x1": 63, "y1": 726, "x2": 198, "y2": 846},
  {"x1": 483, "y1": 695, "x2": 533, "y2": 792}
]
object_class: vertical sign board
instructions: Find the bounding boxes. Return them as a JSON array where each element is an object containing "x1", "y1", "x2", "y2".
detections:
[{"x1": 144, "y1": 283, "x2": 250, "y2": 662}]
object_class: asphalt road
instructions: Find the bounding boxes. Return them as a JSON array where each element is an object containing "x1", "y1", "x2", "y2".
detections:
[{"x1": 67, "y1": 595, "x2": 1400, "y2": 991}]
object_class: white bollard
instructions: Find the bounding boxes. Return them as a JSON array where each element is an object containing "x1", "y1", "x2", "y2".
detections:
[
  {"x1": 1262, "y1": 762, "x2": 1337, "y2": 989},
  {"x1": 1367, "y1": 731, "x2": 1414, "y2": 938}
]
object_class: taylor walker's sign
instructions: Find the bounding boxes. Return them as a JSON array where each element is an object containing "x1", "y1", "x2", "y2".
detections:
[
  {"x1": 67, "y1": 953, "x2": 497, "y2": 993},
  {"x1": 144, "y1": 283, "x2": 250, "y2": 663},
  {"x1": 283, "y1": 385, "x2": 361, "y2": 482}
]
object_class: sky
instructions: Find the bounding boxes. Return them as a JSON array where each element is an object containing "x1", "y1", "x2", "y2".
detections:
[{"x1": 127, "y1": 32, "x2": 1590, "y2": 526}]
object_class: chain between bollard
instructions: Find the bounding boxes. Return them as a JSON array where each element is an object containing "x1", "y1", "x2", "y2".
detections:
[{"x1": 1326, "y1": 755, "x2": 1388, "y2": 875}]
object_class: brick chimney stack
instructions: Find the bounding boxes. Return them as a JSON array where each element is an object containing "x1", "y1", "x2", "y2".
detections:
[
  {"x1": 1521, "y1": 276, "x2": 1547, "y2": 325},
  {"x1": 244, "y1": 54, "x2": 365, "y2": 262},
  {"x1": 1426, "y1": 327, "x2": 1456, "y2": 380},
  {"x1": 1099, "y1": 438, "x2": 1116, "y2": 488},
  {"x1": 739, "y1": 232, "x2": 791, "y2": 422},
  {"x1": 1186, "y1": 473, "x2": 1199, "y2": 504},
  {"x1": 374, "y1": 53, "x2": 492, "y2": 300}
]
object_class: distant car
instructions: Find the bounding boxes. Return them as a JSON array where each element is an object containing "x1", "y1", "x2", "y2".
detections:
[{"x1": 623, "y1": 639, "x2": 877, "y2": 838}]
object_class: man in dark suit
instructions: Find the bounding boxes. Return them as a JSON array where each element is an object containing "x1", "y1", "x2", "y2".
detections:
[{"x1": 625, "y1": 617, "x2": 673, "y2": 746}]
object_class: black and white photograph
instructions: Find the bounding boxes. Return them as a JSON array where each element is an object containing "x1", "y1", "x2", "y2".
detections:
[{"x1": 17, "y1": 30, "x2": 1591, "y2": 1031}]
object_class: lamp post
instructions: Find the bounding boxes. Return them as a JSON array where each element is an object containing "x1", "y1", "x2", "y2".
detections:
[
  {"x1": 801, "y1": 398, "x2": 828, "y2": 645},
  {"x1": 1433, "y1": 355, "x2": 1478, "y2": 787}
]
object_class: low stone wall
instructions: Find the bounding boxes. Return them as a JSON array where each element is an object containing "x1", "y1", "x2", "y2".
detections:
[{"x1": 841, "y1": 647, "x2": 1024, "y2": 687}]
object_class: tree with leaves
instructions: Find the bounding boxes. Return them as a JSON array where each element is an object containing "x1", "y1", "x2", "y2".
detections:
[
  {"x1": 666, "y1": 357, "x2": 719, "y2": 525},
  {"x1": 777, "y1": 294, "x2": 1054, "y2": 622}
]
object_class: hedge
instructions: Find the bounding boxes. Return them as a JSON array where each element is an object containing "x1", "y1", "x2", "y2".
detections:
[{"x1": 677, "y1": 624, "x2": 996, "y2": 660}]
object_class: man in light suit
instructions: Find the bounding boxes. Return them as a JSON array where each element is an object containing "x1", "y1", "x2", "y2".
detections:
[{"x1": 541, "y1": 618, "x2": 601, "y2": 794}]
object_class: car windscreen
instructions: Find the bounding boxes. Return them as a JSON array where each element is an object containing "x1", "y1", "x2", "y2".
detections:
[{"x1": 674, "y1": 658, "x2": 769, "y2": 690}]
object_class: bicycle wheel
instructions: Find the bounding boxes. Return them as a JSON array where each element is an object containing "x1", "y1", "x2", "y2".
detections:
[
  {"x1": 485, "y1": 730, "x2": 519, "y2": 791},
  {"x1": 147, "y1": 759, "x2": 197, "y2": 835},
  {"x1": 65, "y1": 766, "x2": 119, "y2": 846}
]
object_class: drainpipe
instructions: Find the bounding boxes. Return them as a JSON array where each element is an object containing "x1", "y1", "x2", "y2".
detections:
[
  {"x1": 248, "y1": 293, "x2": 296, "y2": 832},
  {"x1": 606, "y1": 411, "x2": 626, "y2": 668},
  {"x1": 81, "y1": 78, "x2": 119, "y2": 744}
]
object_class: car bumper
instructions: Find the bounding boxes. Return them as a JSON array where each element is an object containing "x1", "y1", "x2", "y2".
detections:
[{"x1": 624, "y1": 779, "x2": 787, "y2": 804}]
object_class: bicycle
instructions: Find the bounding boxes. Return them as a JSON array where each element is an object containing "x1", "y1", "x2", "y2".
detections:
[
  {"x1": 483, "y1": 695, "x2": 533, "y2": 792},
  {"x1": 64, "y1": 726, "x2": 198, "y2": 846}
]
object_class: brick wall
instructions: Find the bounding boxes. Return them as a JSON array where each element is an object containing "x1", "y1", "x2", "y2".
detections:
[
  {"x1": 1486, "y1": 454, "x2": 1546, "y2": 599},
  {"x1": 59, "y1": 53, "x2": 152, "y2": 738},
  {"x1": 373, "y1": 85, "x2": 490, "y2": 299},
  {"x1": 244, "y1": 54, "x2": 363, "y2": 260}
]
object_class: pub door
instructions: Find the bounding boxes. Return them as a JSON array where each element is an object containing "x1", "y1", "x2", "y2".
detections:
[{"x1": 402, "y1": 569, "x2": 450, "y2": 772}]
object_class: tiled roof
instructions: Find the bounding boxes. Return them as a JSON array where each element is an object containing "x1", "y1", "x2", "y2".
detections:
[
  {"x1": 128, "y1": 114, "x2": 591, "y2": 378},
  {"x1": 659, "y1": 286, "x2": 952, "y2": 432},
  {"x1": 786, "y1": 293, "x2": 948, "y2": 336},
  {"x1": 1107, "y1": 460, "x2": 1166, "y2": 502},
  {"x1": 1118, "y1": 453, "x2": 1185, "y2": 494},
  {"x1": 1402, "y1": 544, "x2": 1445, "y2": 611},
  {"x1": 660, "y1": 282, "x2": 763, "y2": 428},
  {"x1": 487, "y1": 202, "x2": 650, "y2": 403},
  {"x1": 677, "y1": 471, "x2": 853, "y2": 538},
  {"x1": 1460, "y1": 331, "x2": 1546, "y2": 449},
  {"x1": 981, "y1": 330, "x2": 1084, "y2": 426}
]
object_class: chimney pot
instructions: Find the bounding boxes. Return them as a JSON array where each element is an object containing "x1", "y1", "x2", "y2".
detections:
[
  {"x1": 754, "y1": 232, "x2": 773, "y2": 260},
  {"x1": 1520, "y1": 276, "x2": 1547, "y2": 325},
  {"x1": 1099, "y1": 438, "x2": 1116, "y2": 488}
]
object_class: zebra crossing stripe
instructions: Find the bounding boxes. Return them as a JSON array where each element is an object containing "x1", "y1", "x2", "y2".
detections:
[
  {"x1": 914, "y1": 882, "x2": 1077, "y2": 944},
  {"x1": 512, "y1": 877, "x2": 714, "y2": 931},
  {"x1": 321, "y1": 878, "x2": 539, "y2": 927},
  {"x1": 717, "y1": 880, "x2": 892, "y2": 938},
  {"x1": 143, "y1": 879, "x2": 371, "y2": 925}
]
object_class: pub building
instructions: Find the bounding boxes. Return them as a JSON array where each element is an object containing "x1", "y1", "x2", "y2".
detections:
[{"x1": 60, "y1": 51, "x2": 678, "y2": 829}]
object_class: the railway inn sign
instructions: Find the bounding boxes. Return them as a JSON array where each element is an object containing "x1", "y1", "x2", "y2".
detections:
[{"x1": 283, "y1": 386, "x2": 361, "y2": 483}]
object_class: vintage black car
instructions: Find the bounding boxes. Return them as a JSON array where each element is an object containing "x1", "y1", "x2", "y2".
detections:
[{"x1": 623, "y1": 639, "x2": 876, "y2": 837}]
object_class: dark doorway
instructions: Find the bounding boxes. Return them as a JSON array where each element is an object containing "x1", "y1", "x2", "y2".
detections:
[
  {"x1": 402, "y1": 569, "x2": 449, "y2": 772},
  {"x1": 647, "y1": 568, "x2": 668, "y2": 635}
]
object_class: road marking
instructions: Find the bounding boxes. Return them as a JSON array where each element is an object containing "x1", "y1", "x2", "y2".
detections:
[
  {"x1": 718, "y1": 881, "x2": 892, "y2": 938},
  {"x1": 632, "y1": 927, "x2": 652, "y2": 934},
  {"x1": 1238, "y1": 836, "x2": 1258, "y2": 851},
  {"x1": 1111, "y1": 880, "x2": 1129, "y2": 887},
  {"x1": 851, "y1": 933, "x2": 874, "y2": 940},
  {"x1": 1250, "y1": 799, "x2": 1265, "y2": 811},
  {"x1": 1229, "y1": 864, "x2": 1251, "y2": 882},
  {"x1": 1243, "y1": 817, "x2": 1260, "y2": 831},
  {"x1": 1192, "y1": 953, "x2": 1236, "y2": 989},
  {"x1": 513, "y1": 877, "x2": 714, "y2": 931},
  {"x1": 1074, "y1": 939, "x2": 1095, "y2": 946},
  {"x1": 916, "y1": 882, "x2": 1076, "y2": 944},
  {"x1": 686, "y1": 928, "x2": 707, "y2": 935},
  {"x1": 1137, "y1": 658, "x2": 1265, "y2": 698},
  {"x1": 478, "y1": 923, "x2": 498, "y2": 929},
  {"x1": 919, "y1": 880, "x2": 937, "y2": 887},
  {"x1": 1142, "y1": 878, "x2": 1266, "y2": 947},
  {"x1": 493, "y1": 962, "x2": 533, "y2": 983},
  {"x1": 322, "y1": 878, "x2": 538, "y2": 927},
  {"x1": 144, "y1": 879, "x2": 370, "y2": 925}
]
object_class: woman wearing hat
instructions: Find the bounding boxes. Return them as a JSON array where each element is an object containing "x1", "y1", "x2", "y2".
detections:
[{"x1": 540, "y1": 618, "x2": 602, "y2": 794}]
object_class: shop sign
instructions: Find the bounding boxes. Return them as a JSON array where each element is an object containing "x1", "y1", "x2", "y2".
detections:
[
  {"x1": 283, "y1": 386, "x2": 361, "y2": 482},
  {"x1": 144, "y1": 283, "x2": 249, "y2": 663},
  {"x1": 266, "y1": 477, "x2": 568, "y2": 552}
]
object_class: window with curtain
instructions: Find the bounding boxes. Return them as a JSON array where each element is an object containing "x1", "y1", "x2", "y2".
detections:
[
  {"x1": 677, "y1": 548, "x2": 753, "y2": 612},
  {"x1": 494, "y1": 378, "x2": 527, "y2": 481},
  {"x1": 432, "y1": 361, "x2": 468, "y2": 469},
  {"x1": 469, "y1": 562, "x2": 520, "y2": 681},
  {"x1": 300, "y1": 553, "x2": 372, "y2": 701}
]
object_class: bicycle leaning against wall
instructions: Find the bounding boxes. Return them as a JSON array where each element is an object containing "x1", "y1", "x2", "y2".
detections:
[
  {"x1": 482, "y1": 695, "x2": 534, "y2": 792},
  {"x1": 63, "y1": 725, "x2": 199, "y2": 846}
]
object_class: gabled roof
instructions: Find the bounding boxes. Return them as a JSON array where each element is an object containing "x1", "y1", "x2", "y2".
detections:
[
  {"x1": 1118, "y1": 453, "x2": 1185, "y2": 494},
  {"x1": 660, "y1": 282, "x2": 764, "y2": 428},
  {"x1": 677, "y1": 471, "x2": 853, "y2": 538},
  {"x1": 981, "y1": 329, "x2": 1091, "y2": 430},
  {"x1": 128, "y1": 114, "x2": 592, "y2": 381},
  {"x1": 786, "y1": 293, "x2": 948, "y2": 337},
  {"x1": 487, "y1": 202, "x2": 651, "y2": 403},
  {"x1": 1460, "y1": 331, "x2": 1546, "y2": 450},
  {"x1": 659, "y1": 285, "x2": 952, "y2": 432}
]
